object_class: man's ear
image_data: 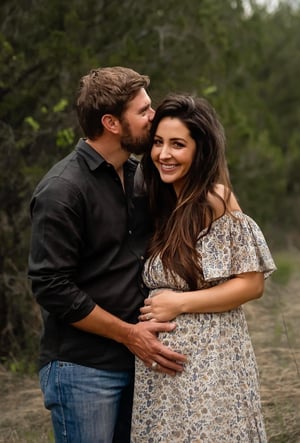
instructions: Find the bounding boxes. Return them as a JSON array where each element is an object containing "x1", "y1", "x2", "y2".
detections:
[{"x1": 101, "y1": 114, "x2": 120, "y2": 134}]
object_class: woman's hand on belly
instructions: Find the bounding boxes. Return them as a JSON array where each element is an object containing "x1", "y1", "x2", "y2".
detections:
[{"x1": 139, "y1": 289, "x2": 182, "y2": 322}]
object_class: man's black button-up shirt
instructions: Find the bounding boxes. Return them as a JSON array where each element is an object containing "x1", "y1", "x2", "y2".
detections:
[{"x1": 28, "y1": 139, "x2": 152, "y2": 370}]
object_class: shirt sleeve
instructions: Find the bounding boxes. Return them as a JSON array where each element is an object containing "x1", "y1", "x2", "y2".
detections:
[
  {"x1": 199, "y1": 212, "x2": 277, "y2": 281},
  {"x1": 28, "y1": 176, "x2": 96, "y2": 323}
]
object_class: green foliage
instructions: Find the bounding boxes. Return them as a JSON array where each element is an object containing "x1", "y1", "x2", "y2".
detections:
[
  {"x1": 24, "y1": 116, "x2": 40, "y2": 131},
  {"x1": 56, "y1": 127, "x2": 75, "y2": 148},
  {"x1": 53, "y1": 99, "x2": 69, "y2": 113},
  {"x1": 0, "y1": 0, "x2": 299, "y2": 369}
]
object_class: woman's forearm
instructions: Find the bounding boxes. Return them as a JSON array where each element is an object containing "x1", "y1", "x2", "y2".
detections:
[{"x1": 179, "y1": 272, "x2": 264, "y2": 314}]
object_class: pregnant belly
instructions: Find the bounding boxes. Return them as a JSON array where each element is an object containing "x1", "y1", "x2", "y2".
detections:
[{"x1": 156, "y1": 308, "x2": 246, "y2": 358}]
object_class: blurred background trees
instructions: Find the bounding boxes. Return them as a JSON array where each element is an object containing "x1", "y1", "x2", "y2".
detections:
[{"x1": 0, "y1": 0, "x2": 299, "y2": 370}]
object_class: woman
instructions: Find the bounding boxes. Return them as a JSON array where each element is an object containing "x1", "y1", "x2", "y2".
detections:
[{"x1": 131, "y1": 94, "x2": 276, "y2": 442}]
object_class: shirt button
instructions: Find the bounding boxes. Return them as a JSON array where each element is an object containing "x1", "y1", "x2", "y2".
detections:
[
  {"x1": 140, "y1": 256, "x2": 144, "y2": 260},
  {"x1": 128, "y1": 230, "x2": 132, "y2": 235},
  {"x1": 140, "y1": 283, "x2": 144, "y2": 288}
]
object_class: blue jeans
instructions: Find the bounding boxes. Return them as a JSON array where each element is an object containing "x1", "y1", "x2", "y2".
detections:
[{"x1": 39, "y1": 361, "x2": 134, "y2": 443}]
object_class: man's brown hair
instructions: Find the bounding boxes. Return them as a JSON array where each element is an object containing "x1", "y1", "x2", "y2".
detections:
[{"x1": 76, "y1": 66, "x2": 150, "y2": 140}]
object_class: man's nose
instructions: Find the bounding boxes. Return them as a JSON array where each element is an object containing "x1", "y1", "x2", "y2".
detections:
[{"x1": 148, "y1": 107, "x2": 155, "y2": 121}]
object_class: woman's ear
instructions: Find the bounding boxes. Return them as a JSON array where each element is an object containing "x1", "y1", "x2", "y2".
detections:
[{"x1": 101, "y1": 114, "x2": 121, "y2": 134}]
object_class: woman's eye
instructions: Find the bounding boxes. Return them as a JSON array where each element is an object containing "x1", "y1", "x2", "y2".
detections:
[
  {"x1": 174, "y1": 142, "x2": 184, "y2": 148},
  {"x1": 153, "y1": 139, "x2": 162, "y2": 146}
]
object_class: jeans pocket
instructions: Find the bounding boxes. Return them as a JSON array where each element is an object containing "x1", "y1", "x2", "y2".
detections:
[{"x1": 39, "y1": 362, "x2": 52, "y2": 393}]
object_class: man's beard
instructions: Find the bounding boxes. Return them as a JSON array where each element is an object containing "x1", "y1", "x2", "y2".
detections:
[{"x1": 120, "y1": 119, "x2": 151, "y2": 156}]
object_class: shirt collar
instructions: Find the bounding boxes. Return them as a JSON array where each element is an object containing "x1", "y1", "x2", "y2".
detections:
[
  {"x1": 75, "y1": 138, "x2": 106, "y2": 171},
  {"x1": 75, "y1": 138, "x2": 138, "y2": 174}
]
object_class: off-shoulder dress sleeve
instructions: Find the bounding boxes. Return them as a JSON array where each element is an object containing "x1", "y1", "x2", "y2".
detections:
[{"x1": 199, "y1": 211, "x2": 276, "y2": 281}]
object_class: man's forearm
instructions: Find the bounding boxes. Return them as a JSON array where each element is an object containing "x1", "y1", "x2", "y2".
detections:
[{"x1": 71, "y1": 304, "x2": 133, "y2": 343}]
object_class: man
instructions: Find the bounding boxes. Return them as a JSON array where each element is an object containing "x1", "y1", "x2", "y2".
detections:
[{"x1": 28, "y1": 67, "x2": 186, "y2": 443}]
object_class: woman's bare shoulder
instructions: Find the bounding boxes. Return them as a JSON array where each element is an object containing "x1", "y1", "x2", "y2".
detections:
[{"x1": 209, "y1": 184, "x2": 242, "y2": 218}]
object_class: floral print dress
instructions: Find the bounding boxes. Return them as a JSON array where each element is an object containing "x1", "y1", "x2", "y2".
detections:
[{"x1": 131, "y1": 211, "x2": 276, "y2": 443}]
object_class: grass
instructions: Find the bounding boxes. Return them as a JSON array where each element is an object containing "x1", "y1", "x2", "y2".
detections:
[
  {"x1": 0, "y1": 429, "x2": 54, "y2": 443},
  {"x1": 244, "y1": 256, "x2": 300, "y2": 442}
]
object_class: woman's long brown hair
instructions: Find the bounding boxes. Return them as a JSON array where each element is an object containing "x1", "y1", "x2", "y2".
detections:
[{"x1": 142, "y1": 94, "x2": 232, "y2": 290}]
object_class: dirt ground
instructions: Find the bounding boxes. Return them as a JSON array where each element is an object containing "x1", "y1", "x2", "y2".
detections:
[
  {"x1": 0, "y1": 267, "x2": 299, "y2": 442},
  {"x1": 246, "y1": 276, "x2": 300, "y2": 443}
]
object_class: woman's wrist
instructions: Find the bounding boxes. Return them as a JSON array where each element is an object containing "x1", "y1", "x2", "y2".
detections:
[
  {"x1": 179, "y1": 292, "x2": 192, "y2": 314},
  {"x1": 180, "y1": 290, "x2": 205, "y2": 314}
]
